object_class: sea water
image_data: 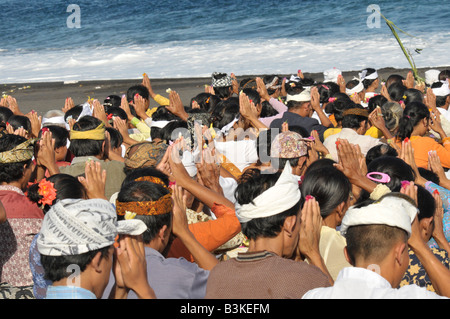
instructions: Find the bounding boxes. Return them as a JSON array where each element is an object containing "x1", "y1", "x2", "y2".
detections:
[{"x1": 0, "y1": 0, "x2": 448, "y2": 83}]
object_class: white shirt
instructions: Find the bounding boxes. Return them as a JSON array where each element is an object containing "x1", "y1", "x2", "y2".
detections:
[
  {"x1": 214, "y1": 139, "x2": 259, "y2": 172},
  {"x1": 302, "y1": 267, "x2": 447, "y2": 299},
  {"x1": 323, "y1": 128, "x2": 383, "y2": 162}
]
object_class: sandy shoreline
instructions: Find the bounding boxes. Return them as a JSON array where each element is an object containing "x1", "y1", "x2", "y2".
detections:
[{"x1": 2, "y1": 66, "x2": 449, "y2": 116}]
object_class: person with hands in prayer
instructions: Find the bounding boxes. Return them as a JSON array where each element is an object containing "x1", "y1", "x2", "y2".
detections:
[
  {"x1": 104, "y1": 175, "x2": 217, "y2": 299},
  {"x1": 205, "y1": 161, "x2": 332, "y2": 299},
  {"x1": 163, "y1": 140, "x2": 241, "y2": 262}
]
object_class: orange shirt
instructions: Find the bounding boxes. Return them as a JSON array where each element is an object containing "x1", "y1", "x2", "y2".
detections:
[
  {"x1": 396, "y1": 136, "x2": 450, "y2": 169},
  {"x1": 167, "y1": 203, "x2": 241, "y2": 262}
]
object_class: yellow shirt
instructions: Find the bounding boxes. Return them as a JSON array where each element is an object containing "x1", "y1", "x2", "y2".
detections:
[{"x1": 319, "y1": 226, "x2": 352, "y2": 281}]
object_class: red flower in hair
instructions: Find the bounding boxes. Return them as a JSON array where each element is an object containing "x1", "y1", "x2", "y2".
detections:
[
  {"x1": 38, "y1": 179, "x2": 57, "y2": 206},
  {"x1": 107, "y1": 113, "x2": 113, "y2": 120}
]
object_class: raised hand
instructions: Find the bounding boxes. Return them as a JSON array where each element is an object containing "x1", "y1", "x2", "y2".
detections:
[
  {"x1": 78, "y1": 160, "x2": 107, "y2": 200},
  {"x1": 26, "y1": 111, "x2": 42, "y2": 138},
  {"x1": 62, "y1": 97, "x2": 75, "y2": 113},
  {"x1": 167, "y1": 90, "x2": 188, "y2": 121},
  {"x1": 403, "y1": 71, "x2": 415, "y2": 89},
  {"x1": 92, "y1": 99, "x2": 109, "y2": 126},
  {"x1": 114, "y1": 235, "x2": 156, "y2": 299}
]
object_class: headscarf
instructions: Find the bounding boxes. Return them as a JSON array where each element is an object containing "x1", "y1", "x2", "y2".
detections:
[
  {"x1": 37, "y1": 198, "x2": 147, "y2": 256},
  {"x1": 340, "y1": 194, "x2": 418, "y2": 238},
  {"x1": 124, "y1": 141, "x2": 168, "y2": 169},
  {"x1": 70, "y1": 122, "x2": 106, "y2": 141},
  {"x1": 235, "y1": 162, "x2": 301, "y2": 223},
  {"x1": 0, "y1": 138, "x2": 36, "y2": 163},
  {"x1": 212, "y1": 72, "x2": 232, "y2": 88}
]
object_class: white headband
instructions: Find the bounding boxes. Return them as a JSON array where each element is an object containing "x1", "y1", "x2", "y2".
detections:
[
  {"x1": 286, "y1": 88, "x2": 311, "y2": 102},
  {"x1": 323, "y1": 68, "x2": 342, "y2": 83},
  {"x1": 42, "y1": 116, "x2": 70, "y2": 130},
  {"x1": 346, "y1": 78, "x2": 365, "y2": 95},
  {"x1": 359, "y1": 69, "x2": 378, "y2": 81},
  {"x1": 150, "y1": 120, "x2": 174, "y2": 129},
  {"x1": 235, "y1": 162, "x2": 301, "y2": 223},
  {"x1": 432, "y1": 80, "x2": 450, "y2": 97},
  {"x1": 340, "y1": 195, "x2": 418, "y2": 238}
]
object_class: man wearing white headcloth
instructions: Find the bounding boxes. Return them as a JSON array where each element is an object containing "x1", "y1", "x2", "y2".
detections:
[
  {"x1": 205, "y1": 162, "x2": 332, "y2": 299},
  {"x1": 359, "y1": 68, "x2": 380, "y2": 102},
  {"x1": 303, "y1": 193, "x2": 450, "y2": 299},
  {"x1": 432, "y1": 80, "x2": 450, "y2": 122},
  {"x1": 270, "y1": 86, "x2": 332, "y2": 142},
  {"x1": 37, "y1": 198, "x2": 155, "y2": 299}
]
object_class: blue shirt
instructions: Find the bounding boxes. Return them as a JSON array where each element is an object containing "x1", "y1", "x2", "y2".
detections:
[
  {"x1": 45, "y1": 285, "x2": 97, "y2": 299},
  {"x1": 102, "y1": 246, "x2": 209, "y2": 299}
]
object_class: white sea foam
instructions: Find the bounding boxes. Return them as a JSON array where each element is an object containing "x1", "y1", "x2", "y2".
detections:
[{"x1": 1, "y1": 32, "x2": 449, "y2": 84}]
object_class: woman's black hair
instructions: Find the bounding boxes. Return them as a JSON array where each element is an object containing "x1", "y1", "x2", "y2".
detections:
[
  {"x1": 235, "y1": 169, "x2": 300, "y2": 240},
  {"x1": 103, "y1": 95, "x2": 122, "y2": 111},
  {"x1": 260, "y1": 101, "x2": 278, "y2": 118},
  {"x1": 242, "y1": 88, "x2": 261, "y2": 106},
  {"x1": 105, "y1": 127, "x2": 123, "y2": 150},
  {"x1": 210, "y1": 99, "x2": 240, "y2": 130},
  {"x1": 365, "y1": 144, "x2": 398, "y2": 167},
  {"x1": 0, "y1": 106, "x2": 13, "y2": 131},
  {"x1": 418, "y1": 168, "x2": 440, "y2": 185},
  {"x1": 159, "y1": 120, "x2": 189, "y2": 143},
  {"x1": 402, "y1": 88, "x2": 424, "y2": 106},
  {"x1": 64, "y1": 105, "x2": 83, "y2": 122},
  {"x1": 325, "y1": 99, "x2": 355, "y2": 125},
  {"x1": 126, "y1": 85, "x2": 150, "y2": 103},
  {"x1": 27, "y1": 174, "x2": 87, "y2": 214},
  {"x1": 190, "y1": 93, "x2": 220, "y2": 112},
  {"x1": 416, "y1": 185, "x2": 435, "y2": 220},
  {"x1": 367, "y1": 94, "x2": 388, "y2": 113},
  {"x1": 387, "y1": 82, "x2": 407, "y2": 102},
  {"x1": 317, "y1": 82, "x2": 340, "y2": 104},
  {"x1": 358, "y1": 156, "x2": 416, "y2": 203},
  {"x1": 300, "y1": 165, "x2": 351, "y2": 218},
  {"x1": 7, "y1": 115, "x2": 31, "y2": 133},
  {"x1": 106, "y1": 106, "x2": 128, "y2": 121},
  {"x1": 150, "y1": 106, "x2": 180, "y2": 140},
  {"x1": 396, "y1": 102, "x2": 430, "y2": 141}
]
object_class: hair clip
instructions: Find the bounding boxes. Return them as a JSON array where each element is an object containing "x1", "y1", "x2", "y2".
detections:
[
  {"x1": 401, "y1": 180, "x2": 411, "y2": 189},
  {"x1": 366, "y1": 172, "x2": 391, "y2": 184}
]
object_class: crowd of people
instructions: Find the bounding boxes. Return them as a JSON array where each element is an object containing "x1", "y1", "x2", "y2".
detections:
[{"x1": 0, "y1": 67, "x2": 450, "y2": 299}]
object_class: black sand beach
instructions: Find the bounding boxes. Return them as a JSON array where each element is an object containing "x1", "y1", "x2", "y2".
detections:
[{"x1": 2, "y1": 66, "x2": 449, "y2": 116}]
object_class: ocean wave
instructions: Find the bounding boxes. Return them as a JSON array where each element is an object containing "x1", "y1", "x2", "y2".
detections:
[{"x1": 1, "y1": 33, "x2": 449, "y2": 84}]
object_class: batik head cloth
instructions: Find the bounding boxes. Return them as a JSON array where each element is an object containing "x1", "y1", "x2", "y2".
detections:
[
  {"x1": 37, "y1": 198, "x2": 147, "y2": 256},
  {"x1": 0, "y1": 138, "x2": 36, "y2": 163}
]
